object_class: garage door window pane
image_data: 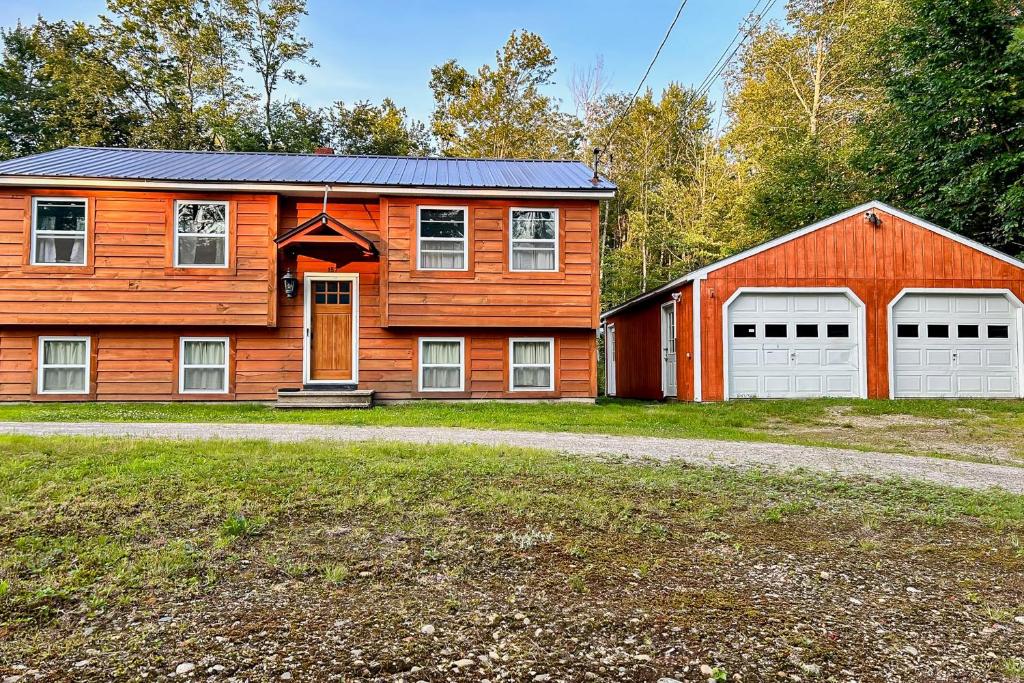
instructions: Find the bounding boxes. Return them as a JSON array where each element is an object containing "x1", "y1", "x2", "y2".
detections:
[
  {"x1": 764, "y1": 324, "x2": 787, "y2": 338},
  {"x1": 796, "y1": 324, "x2": 818, "y2": 338},
  {"x1": 927, "y1": 324, "x2": 949, "y2": 338},
  {"x1": 733, "y1": 324, "x2": 756, "y2": 338},
  {"x1": 827, "y1": 324, "x2": 849, "y2": 338},
  {"x1": 897, "y1": 324, "x2": 918, "y2": 338},
  {"x1": 957, "y1": 325, "x2": 979, "y2": 339},
  {"x1": 988, "y1": 325, "x2": 1009, "y2": 339}
]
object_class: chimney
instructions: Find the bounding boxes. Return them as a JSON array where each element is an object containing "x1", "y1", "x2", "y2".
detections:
[{"x1": 314, "y1": 147, "x2": 335, "y2": 155}]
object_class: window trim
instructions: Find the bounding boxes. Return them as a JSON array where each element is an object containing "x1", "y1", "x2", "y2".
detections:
[
  {"x1": 37, "y1": 336, "x2": 90, "y2": 395},
  {"x1": 173, "y1": 200, "x2": 230, "y2": 268},
  {"x1": 509, "y1": 337, "x2": 556, "y2": 392},
  {"x1": 30, "y1": 196, "x2": 89, "y2": 267},
  {"x1": 178, "y1": 336, "x2": 230, "y2": 395},
  {"x1": 418, "y1": 337, "x2": 466, "y2": 393},
  {"x1": 416, "y1": 205, "x2": 468, "y2": 272},
  {"x1": 509, "y1": 207, "x2": 559, "y2": 273}
]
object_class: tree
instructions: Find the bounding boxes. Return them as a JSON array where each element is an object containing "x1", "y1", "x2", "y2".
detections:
[
  {"x1": 724, "y1": 0, "x2": 890, "y2": 237},
  {"x1": 0, "y1": 19, "x2": 139, "y2": 159},
  {"x1": 226, "y1": 0, "x2": 317, "y2": 150},
  {"x1": 429, "y1": 30, "x2": 580, "y2": 158},
  {"x1": 865, "y1": 0, "x2": 1024, "y2": 251},
  {"x1": 327, "y1": 99, "x2": 432, "y2": 156},
  {"x1": 99, "y1": 0, "x2": 246, "y2": 149}
]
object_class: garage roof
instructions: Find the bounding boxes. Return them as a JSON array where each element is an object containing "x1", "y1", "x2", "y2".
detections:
[
  {"x1": 601, "y1": 201, "x2": 1024, "y2": 320},
  {"x1": 0, "y1": 146, "x2": 616, "y2": 196}
]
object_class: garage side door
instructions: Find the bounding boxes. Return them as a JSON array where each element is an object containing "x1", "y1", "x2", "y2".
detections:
[
  {"x1": 727, "y1": 292, "x2": 863, "y2": 399},
  {"x1": 891, "y1": 293, "x2": 1021, "y2": 398}
]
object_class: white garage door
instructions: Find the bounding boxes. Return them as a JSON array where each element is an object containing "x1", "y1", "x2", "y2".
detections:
[
  {"x1": 727, "y1": 291, "x2": 863, "y2": 399},
  {"x1": 891, "y1": 293, "x2": 1021, "y2": 398}
]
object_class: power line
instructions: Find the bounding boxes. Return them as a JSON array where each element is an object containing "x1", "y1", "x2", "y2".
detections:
[
  {"x1": 693, "y1": 0, "x2": 770, "y2": 96},
  {"x1": 695, "y1": 0, "x2": 780, "y2": 101},
  {"x1": 600, "y1": 0, "x2": 690, "y2": 154}
]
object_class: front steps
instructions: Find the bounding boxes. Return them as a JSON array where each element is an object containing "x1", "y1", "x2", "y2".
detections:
[{"x1": 275, "y1": 388, "x2": 374, "y2": 409}]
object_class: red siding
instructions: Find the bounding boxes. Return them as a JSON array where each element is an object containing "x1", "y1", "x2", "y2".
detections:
[{"x1": 607, "y1": 207, "x2": 1024, "y2": 401}]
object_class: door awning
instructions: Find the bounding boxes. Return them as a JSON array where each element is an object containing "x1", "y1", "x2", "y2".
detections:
[{"x1": 275, "y1": 212, "x2": 378, "y2": 264}]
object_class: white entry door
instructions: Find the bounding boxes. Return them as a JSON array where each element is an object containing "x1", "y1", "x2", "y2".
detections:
[
  {"x1": 727, "y1": 291, "x2": 863, "y2": 399},
  {"x1": 891, "y1": 292, "x2": 1021, "y2": 398},
  {"x1": 661, "y1": 302, "x2": 677, "y2": 397},
  {"x1": 605, "y1": 324, "x2": 617, "y2": 397}
]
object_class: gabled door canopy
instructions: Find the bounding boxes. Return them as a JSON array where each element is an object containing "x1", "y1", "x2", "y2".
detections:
[{"x1": 275, "y1": 212, "x2": 378, "y2": 264}]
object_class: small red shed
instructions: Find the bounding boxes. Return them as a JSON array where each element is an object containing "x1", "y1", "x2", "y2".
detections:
[{"x1": 601, "y1": 202, "x2": 1024, "y2": 401}]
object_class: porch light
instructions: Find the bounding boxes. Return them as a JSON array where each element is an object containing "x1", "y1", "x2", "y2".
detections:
[{"x1": 281, "y1": 268, "x2": 298, "y2": 298}]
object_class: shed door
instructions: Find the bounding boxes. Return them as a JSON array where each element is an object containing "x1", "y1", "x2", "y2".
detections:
[
  {"x1": 727, "y1": 292, "x2": 862, "y2": 399},
  {"x1": 891, "y1": 293, "x2": 1020, "y2": 398},
  {"x1": 661, "y1": 303, "x2": 677, "y2": 397}
]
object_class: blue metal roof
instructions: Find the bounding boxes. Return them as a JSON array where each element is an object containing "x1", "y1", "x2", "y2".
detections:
[{"x1": 0, "y1": 147, "x2": 616, "y2": 192}]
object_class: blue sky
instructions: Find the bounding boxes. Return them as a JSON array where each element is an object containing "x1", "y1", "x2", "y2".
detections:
[{"x1": 1, "y1": 1, "x2": 785, "y2": 123}]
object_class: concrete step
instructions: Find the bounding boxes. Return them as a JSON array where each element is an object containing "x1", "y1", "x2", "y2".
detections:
[{"x1": 275, "y1": 388, "x2": 374, "y2": 409}]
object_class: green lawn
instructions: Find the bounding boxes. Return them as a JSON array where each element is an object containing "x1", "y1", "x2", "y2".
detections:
[
  {"x1": 1, "y1": 435, "x2": 1023, "y2": 680},
  {"x1": 2, "y1": 397, "x2": 1023, "y2": 463}
]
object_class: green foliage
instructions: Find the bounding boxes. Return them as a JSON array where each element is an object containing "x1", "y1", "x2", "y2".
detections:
[
  {"x1": 327, "y1": 98, "x2": 433, "y2": 156},
  {"x1": 864, "y1": 0, "x2": 1024, "y2": 252},
  {"x1": 429, "y1": 30, "x2": 581, "y2": 158},
  {"x1": 220, "y1": 511, "x2": 266, "y2": 540}
]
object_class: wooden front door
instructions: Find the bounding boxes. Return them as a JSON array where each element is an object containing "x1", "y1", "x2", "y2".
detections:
[{"x1": 309, "y1": 279, "x2": 354, "y2": 381}]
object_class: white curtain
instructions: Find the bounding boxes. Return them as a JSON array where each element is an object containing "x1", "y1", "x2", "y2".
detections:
[
  {"x1": 177, "y1": 235, "x2": 225, "y2": 266},
  {"x1": 42, "y1": 340, "x2": 87, "y2": 392},
  {"x1": 183, "y1": 341, "x2": 226, "y2": 391},
  {"x1": 422, "y1": 341, "x2": 461, "y2": 389},
  {"x1": 512, "y1": 341, "x2": 552, "y2": 389},
  {"x1": 420, "y1": 240, "x2": 465, "y2": 269},
  {"x1": 35, "y1": 237, "x2": 84, "y2": 264},
  {"x1": 512, "y1": 241, "x2": 555, "y2": 270}
]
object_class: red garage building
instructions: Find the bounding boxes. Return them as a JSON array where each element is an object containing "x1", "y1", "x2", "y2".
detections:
[{"x1": 601, "y1": 202, "x2": 1024, "y2": 401}]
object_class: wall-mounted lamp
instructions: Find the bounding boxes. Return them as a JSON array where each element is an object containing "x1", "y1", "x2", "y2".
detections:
[
  {"x1": 670, "y1": 292, "x2": 682, "y2": 303},
  {"x1": 281, "y1": 268, "x2": 298, "y2": 298},
  {"x1": 865, "y1": 210, "x2": 882, "y2": 228}
]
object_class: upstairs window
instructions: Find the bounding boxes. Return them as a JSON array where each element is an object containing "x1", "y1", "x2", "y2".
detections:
[
  {"x1": 38, "y1": 337, "x2": 89, "y2": 394},
  {"x1": 418, "y1": 207, "x2": 467, "y2": 270},
  {"x1": 175, "y1": 201, "x2": 228, "y2": 267},
  {"x1": 510, "y1": 208, "x2": 558, "y2": 272},
  {"x1": 510, "y1": 338, "x2": 555, "y2": 391},
  {"x1": 32, "y1": 198, "x2": 87, "y2": 265}
]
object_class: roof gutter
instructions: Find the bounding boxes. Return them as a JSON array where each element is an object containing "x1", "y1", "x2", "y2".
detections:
[{"x1": 0, "y1": 175, "x2": 617, "y2": 200}]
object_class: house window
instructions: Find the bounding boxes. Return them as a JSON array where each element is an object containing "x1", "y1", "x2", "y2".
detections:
[
  {"x1": 179, "y1": 337, "x2": 229, "y2": 393},
  {"x1": 419, "y1": 338, "x2": 465, "y2": 392},
  {"x1": 38, "y1": 337, "x2": 89, "y2": 394},
  {"x1": 510, "y1": 338, "x2": 555, "y2": 391},
  {"x1": 175, "y1": 201, "x2": 228, "y2": 267},
  {"x1": 510, "y1": 208, "x2": 558, "y2": 272},
  {"x1": 418, "y1": 207, "x2": 467, "y2": 270},
  {"x1": 31, "y1": 198, "x2": 87, "y2": 265}
]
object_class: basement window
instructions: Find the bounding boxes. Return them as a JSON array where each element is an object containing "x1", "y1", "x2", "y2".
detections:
[
  {"x1": 179, "y1": 337, "x2": 229, "y2": 393},
  {"x1": 175, "y1": 201, "x2": 228, "y2": 267},
  {"x1": 38, "y1": 336, "x2": 89, "y2": 394},
  {"x1": 510, "y1": 338, "x2": 554, "y2": 391},
  {"x1": 419, "y1": 338, "x2": 465, "y2": 392}
]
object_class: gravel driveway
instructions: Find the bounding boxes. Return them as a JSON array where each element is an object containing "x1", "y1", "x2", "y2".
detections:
[{"x1": 1, "y1": 420, "x2": 1022, "y2": 494}]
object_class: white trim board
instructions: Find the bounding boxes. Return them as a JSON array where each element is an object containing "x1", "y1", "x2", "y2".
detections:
[
  {"x1": 302, "y1": 272, "x2": 360, "y2": 385},
  {"x1": 885, "y1": 288, "x2": 1024, "y2": 399},
  {"x1": 720, "y1": 287, "x2": 868, "y2": 401},
  {"x1": 601, "y1": 200, "x2": 1024, "y2": 321}
]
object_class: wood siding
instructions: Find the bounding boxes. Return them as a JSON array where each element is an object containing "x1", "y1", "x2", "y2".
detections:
[
  {"x1": 382, "y1": 198, "x2": 599, "y2": 328},
  {"x1": 607, "y1": 208, "x2": 1024, "y2": 401},
  {"x1": 0, "y1": 189, "x2": 276, "y2": 326}
]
